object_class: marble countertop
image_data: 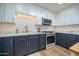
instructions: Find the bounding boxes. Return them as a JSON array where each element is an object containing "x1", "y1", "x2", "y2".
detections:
[
  {"x1": 56, "y1": 31, "x2": 79, "y2": 35},
  {"x1": 0, "y1": 31, "x2": 79, "y2": 38},
  {"x1": 0, "y1": 32, "x2": 45, "y2": 38}
]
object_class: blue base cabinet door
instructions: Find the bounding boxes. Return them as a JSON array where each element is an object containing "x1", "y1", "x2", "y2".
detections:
[
  {"x1": 24, "y1": 35, "x2": 39, "y2": 55},
  {"x1": 66, "y1": 35, "x2": 78, "y2": 48},
  {"x1": 56, "y1": 33, "x2": 65, "y2": 48},
  {"x1": 28, "y1": 35, "x2": 38, "y2": 53},
  {"x1": 38, "y1": 34, "x2": 46, "y2": 50},
  {"x1": 75, "y1": 35, "x2": 79, "y2": 42},
  {"x1": 2, "y1": 37, "x2": 14, "y2": 56},
  {"x1": 14, "y1": 36, "x2": 29, "y2": 56},
  {"x1": 28, "y1": 37, "x2": 37, "y2": 53}
]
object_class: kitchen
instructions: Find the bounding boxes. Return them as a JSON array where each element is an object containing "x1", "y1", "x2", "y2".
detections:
[{"x1": 0, "y1": 3, "x2": 79, "y2": 56}]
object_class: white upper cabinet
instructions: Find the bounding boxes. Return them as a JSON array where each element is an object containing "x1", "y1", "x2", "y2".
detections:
[
  {"x1": 35, "y1": 6, "x2": 48, "y2": 25},
  {"x1": 55, "y1": 4, "x2": 79, "y2": 26},
  {"x1": 56, "y1": 8, "x2": 70, "y2": 25},
  {"x1": 63, "y1": 8, "x2": 71, "y2": 25},
  {"x1": 16, "y1": 4, "x2": 28, "y2": 14},
  {"x1": 46, "y1": 11, "x2": 55, "y2": 26},
  {"x1": 15, "y1": 4, "x2": 55, "y2": 25},
  {"x1": 35, "y1": 6, "x2": 43, "y2": 25},
  {"x1": 55, "y1": 6, "x2": 71, "y2": 26},
  {"x1": 4, "y1": 3, "x2": 16, "y2": 23},
  {"x1": 55, "y1": 11, "x2": 66, "y2": 26},
  {"x1": 16, "y1": 4, "x2": 37, "y2": 15},
  {"x1": 70, "y1": 4, "x2": 79, "y2": 24},
  {"x1": 27, "y1": 4, "x2": 37, "y2": 16},
  {"x1": 0, "y1": 3, "x2": 5, "y2": 21}
]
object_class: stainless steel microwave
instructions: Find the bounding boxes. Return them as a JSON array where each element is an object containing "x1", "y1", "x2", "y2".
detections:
[{"x1": 42, "y1": 18, "x2": 52, "y2": 25}]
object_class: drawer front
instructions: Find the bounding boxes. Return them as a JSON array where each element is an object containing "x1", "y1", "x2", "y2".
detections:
[
  {"x1": 2, "y1": 37, "x2": 14, "y2": 56},
  {"x1": 14, "y1": 36, "x2": 27, "y2": 41},
  {"x1": 38, "y1": 34, "x2": 46, "y2": 38}
]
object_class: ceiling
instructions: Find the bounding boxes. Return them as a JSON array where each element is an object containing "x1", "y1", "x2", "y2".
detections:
[{"x1": 36, "y1": 3, "x2": 74, "y2": 12}]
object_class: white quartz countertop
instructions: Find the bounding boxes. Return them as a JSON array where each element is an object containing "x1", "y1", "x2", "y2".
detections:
[
  {"x1": 56, "y1": 31, "x2": 79, "y2": 35},
  {"x1": 0, "y1": 31, "x2": 79, "y2": 38},
  {"x1": 0, "y1": 32, "x2": 45, "y2": 38}
]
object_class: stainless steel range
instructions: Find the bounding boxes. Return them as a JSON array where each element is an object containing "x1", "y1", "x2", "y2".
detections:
[
  {"x1": 41, "y1": 31, "x2": 55, "y2": 49},
  {"x1": 46, "y1": 33, "x2": 55, "y2": 49}
]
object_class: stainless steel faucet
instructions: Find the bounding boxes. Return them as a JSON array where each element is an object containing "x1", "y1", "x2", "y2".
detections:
[
  {"x1": 16, "y1": 28, "x2": 19, "y2": 34},
  {"x1": 25, "y1": 25, "x2": 28, "y2": 33}
]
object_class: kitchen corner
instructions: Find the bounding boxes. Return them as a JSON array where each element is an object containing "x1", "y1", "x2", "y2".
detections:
[{"x1": 0, "y1": 3, "x2": 79, "y2": 56}]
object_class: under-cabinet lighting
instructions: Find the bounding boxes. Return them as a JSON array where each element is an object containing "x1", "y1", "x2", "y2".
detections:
[
  {"x1": 16, "y1": 12, "x2": 35, "y2": 20},
  {"x1": 58, "y1": 3, "x2": 62, "y2": 5}
]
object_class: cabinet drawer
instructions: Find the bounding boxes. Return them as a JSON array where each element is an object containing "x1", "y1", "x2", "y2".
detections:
[
  {"x1": 38, "y1": 34, "x2": 46, "y2": 38},
  {"x1": 68, "y1": 37, "x2": 75, "y2": 40},
  {"x1": 68, "y1": 34, "x2": 76, "y2": 37},
  {"x1": 14, "y1": 36, "x2": 27, "y2": 41},
  {"x1": 68, "y1": 36, "x2": 75, "y2": 38}
]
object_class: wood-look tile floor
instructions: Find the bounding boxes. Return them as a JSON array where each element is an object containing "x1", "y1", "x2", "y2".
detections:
[{"x1": 28, "y1": 45, "x2": 71, "y2": 56}]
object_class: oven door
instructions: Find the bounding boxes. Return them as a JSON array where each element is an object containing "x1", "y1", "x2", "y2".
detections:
[{"x1": 47, "y1": 36, "x2": 55, "y2": 44}]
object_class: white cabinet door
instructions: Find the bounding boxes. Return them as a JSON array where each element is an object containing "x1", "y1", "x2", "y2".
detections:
[
  {"x1": 46, "y1": 10, "x2": 55, "y2": 26},
  {"x1": 0, "y1": 3, "x2": 4, "y2": 21},
  {"x1": 64, "y1": 8, "x2": 71, "y2": 25},
  {"x1": 4, "y1": 3, "x2": 16, "y2": 23},
  {"x1": 55, "y1": 8, "x2": 71, "y2": 26},
  {"x1": 50, "y1": 12, "x2": 55, "y2": 26},
  {"x1": 27, "y1": 4, "x2": 37, "y2": 16},
  {"x1": 16, "y1": 4, "x2": 34, "y2": 15},
  {"x1": 55, "y1": 11, "x2": 65, "y2": 26},
  {"x1": 36, "y1": 7, "x2": 45, "y2": 25},
  {"x1": 16, "y1": 4, "x2": 28, "y2": 14},
  {"x1": 70, "y1": 4, "x2": 79, "y2": 24},
  {"x1": 36, "y1": 7, "x2": 43, "y2": 25}
]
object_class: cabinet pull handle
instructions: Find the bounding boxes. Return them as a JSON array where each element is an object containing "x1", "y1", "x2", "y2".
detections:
[
  {"x1": 27, "y1": 41, "x2": 28, "y2": 48},
  {"x1": 29, "y1": 41, "x2": 30, "y2": 48},
  {"x1": 26, "y1": 41, "x2": 27, "y2": 48},
  {"x1": 11, "y1": 39, "x2": 13, "y2": 46}
]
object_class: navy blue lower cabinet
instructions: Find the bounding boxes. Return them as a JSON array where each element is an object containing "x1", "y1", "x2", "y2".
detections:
[
  {"x1": 28, "y1": 35, "x2": 38, "y2": 53},
  {"x1": 66, "y1": 34, "x2": 78, "y2": 48},
  {"x1": 56, "y1": 33, "x2": 79, "y2": 49},
  {"x1": 0, "y1": 39, "x2": 3, "y2": 56},
  {"x1": 14, "y1": 36, "x2": 29, "y2": 56},
  {"x1": 0, "y1": 34, "x2": 46, "y2": 56},
  {"x1": 14, "y1": 35, "x2": 39, "y2": 56},
  {"x1": 2, "y1": 37, "x2": 14, "y2": 56},
  {"x1": 38, "y1": 34, "x2": 46, "y2": 50},
  {"x1": 75, "y1": 35, "x2": 79, "y2": 42},
  {"x1": 56, "y1": 33, "x2": 65, "y2": 48}
]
